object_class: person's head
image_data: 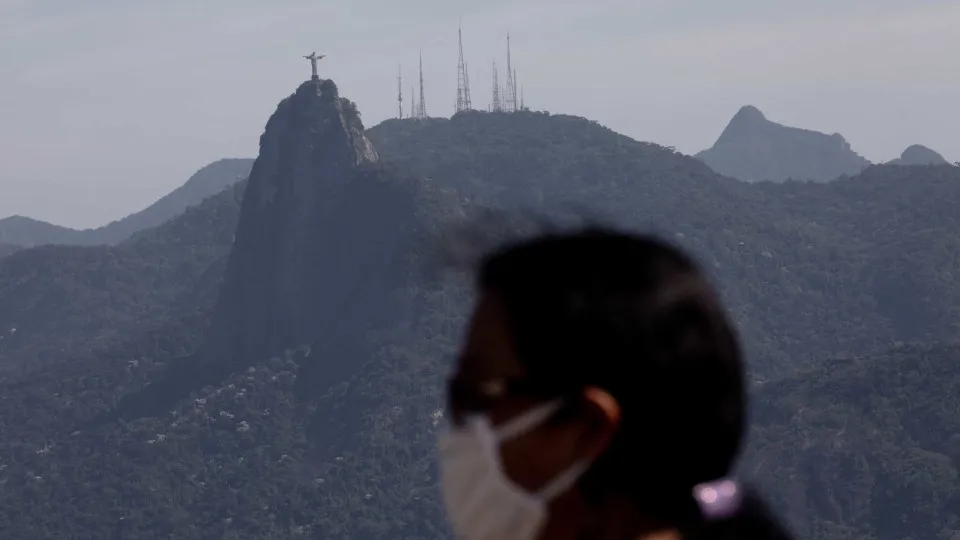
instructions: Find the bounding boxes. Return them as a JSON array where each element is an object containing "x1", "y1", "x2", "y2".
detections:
[{"x1": 438, "y1": 226, "x2": 791, "y2": 540}]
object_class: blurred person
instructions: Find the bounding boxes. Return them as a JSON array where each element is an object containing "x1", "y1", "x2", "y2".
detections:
[{"x1": 437, "y1": 226, "x2": 794, "y2": 540}]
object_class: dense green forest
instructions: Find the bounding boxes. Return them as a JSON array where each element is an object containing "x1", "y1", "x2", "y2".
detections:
[
  {"x1": 746, "y1": 343, "x2": 960, "y2": 540},
  {"x1": 0, "y1": 84, "x2": 956, "y2": 539}
]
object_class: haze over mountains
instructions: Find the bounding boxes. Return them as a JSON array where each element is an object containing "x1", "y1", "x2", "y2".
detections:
[
  {"x1": 0, "y1": 158, "x2": 253, "y2": 248},
  {"x1": 0, "y1": 78, "x2": 956, "y2": 540},
  {"x1": 3, "y1": 105, "x2": 953, "y2": 249},
  {"x1": 695, "y1": 105, "x2": 952, "y2": 182}
]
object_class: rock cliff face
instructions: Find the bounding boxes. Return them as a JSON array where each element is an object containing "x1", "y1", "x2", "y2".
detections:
[
  {"x1": 695, "y1": 105, "x2": 871, "y2": 182},
  {"x1": 888, "y1": 144, "x2": 949, "y2": 166},
  {"x1": 197, "y1": 79, "x2": 428, "y2": 383}
]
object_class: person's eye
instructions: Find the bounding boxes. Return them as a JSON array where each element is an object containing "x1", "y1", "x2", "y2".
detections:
[{"x1": 479, "y1": 379, "x2": 506, "y2": 398}]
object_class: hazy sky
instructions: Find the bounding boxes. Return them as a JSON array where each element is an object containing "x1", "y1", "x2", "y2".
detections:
[{"x1": 2, "y1": 0, "x2": 958, "y2": 228}]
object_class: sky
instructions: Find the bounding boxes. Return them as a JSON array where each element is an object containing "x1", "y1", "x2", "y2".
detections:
[{"x1": 1, "y1": 0, "x2": 958, "y2": 228}]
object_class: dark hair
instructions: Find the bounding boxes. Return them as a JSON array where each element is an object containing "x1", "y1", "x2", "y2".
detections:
[{"x1": 477, "y1": 226, "x2": 793, "y2": 540}]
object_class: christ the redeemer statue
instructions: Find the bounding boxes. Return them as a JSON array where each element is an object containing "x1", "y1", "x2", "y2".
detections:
[{"x1": 304, "y1": 51, "x2": 325, "y2": 80}]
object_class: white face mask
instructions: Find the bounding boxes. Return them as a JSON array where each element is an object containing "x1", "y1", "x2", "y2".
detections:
[{"x1": 437, "y1": 400, "x2": 591, "y2": 540}]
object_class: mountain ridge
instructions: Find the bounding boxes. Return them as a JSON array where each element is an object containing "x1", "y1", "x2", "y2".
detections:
[{"x1": 0, "y1": 158, "x2": 253, "y2": 248}]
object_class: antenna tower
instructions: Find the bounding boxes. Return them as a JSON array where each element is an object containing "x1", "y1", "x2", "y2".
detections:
[
  {"x1": 410, "y1": 85, "x2": 416, "y2": 119},
  {"x1": 504, "y1": 34, "x2": 517, "y2": 112},
  {"x1": 417, "y1": 52, "x2": 427, "y2": 119},
  {"x1": 455, "y1": 23, "x2": 472, "y2": 113},
  {"x1": 492, "y1": 61, "x2": 502, "y2": 112},
  {"x1": 464, "y1": 62, "x2": 471, "y2": 108},
  {"x1": 397, "y1": 64, "x2": 404, "y2": 119}
]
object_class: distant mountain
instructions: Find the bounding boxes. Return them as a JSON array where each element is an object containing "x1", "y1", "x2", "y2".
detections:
[
  {"x1": 92, "y1": 157, "x2": 253, "y2": 244},
  {"x1": 0, "y1": 87, "x2": 957, "y2": 539},
  {"x1": 0, "y1": 215, "x2": 87, "y2": 246},
  {"x1": 695, "y1": 105, "x2": 871, "y2": 182},
  {"x1": 888, "y1": 144, "x2": 949, "y2": 166},
  {"x1": 0, "y1": 158, "x2": 253, "y2": 247}
]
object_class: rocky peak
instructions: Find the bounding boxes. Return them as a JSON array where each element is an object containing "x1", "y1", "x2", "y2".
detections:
[
  {"x1": 889, "y1": 144, "x2": 948, "y2": 166},
  {"x1": 254, "y1": 79, "x2": 378, "y2": 174},
  {"x1": 196, "y1": 78, "x2": 423, "y2": 378},
  {"x1": 715, "y1": 105, "x2": 769, "y2": 143},
  {"x1": 696, "y1": 105, "x2": 871, "y2": 182}
]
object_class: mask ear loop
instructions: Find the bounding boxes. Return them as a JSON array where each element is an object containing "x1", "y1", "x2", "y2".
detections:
[
  {"x1": 537, "y1": 460, "x2": 591, "y2": 500},
  {"x1": 502, "y1": 400, "x2": 592, "y2": 501},
  {"x1": 494, "y1": 400, "x2": 591, "y2": 501},
  {"x1": 494, "y1": 400, "x2": 564, "y2": 441}
]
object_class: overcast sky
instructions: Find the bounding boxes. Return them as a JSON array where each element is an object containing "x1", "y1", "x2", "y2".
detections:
[{"x1": 1, "y1": 0, "x2": 957, "y2": 228}]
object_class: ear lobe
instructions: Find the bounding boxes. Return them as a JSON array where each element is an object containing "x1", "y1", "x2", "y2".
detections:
[{"x1": 579, "y1": 386, "x2": 621, "y2": 459}]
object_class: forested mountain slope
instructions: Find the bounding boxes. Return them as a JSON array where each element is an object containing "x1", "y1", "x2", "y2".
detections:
[
  {"x1": 367, "y1": 113, "x2": 960, "y2": 378},
  {"x1": 746, "y1": 343, "x2": 960, "y2": 540},
  {"x1": 0, "y1": 181, "x2": 245, "y2": 375}
]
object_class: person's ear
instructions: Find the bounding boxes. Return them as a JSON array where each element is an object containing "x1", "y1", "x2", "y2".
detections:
[{"x1": 575, "y1": 386, "x2": 621, "y2": 460}]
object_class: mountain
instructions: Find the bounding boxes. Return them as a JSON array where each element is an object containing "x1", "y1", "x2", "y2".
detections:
[
  {"x1": 0, "y1": 78, "x2": 456, "y2": 540},
  {"x1": 115, "y1": 79, "x2": 455, "y2": 420},
  {"x1": 201, "y1": 79, "x2": 390, "y2": 374},
  {"x1": 0, "y1": 180, "x2": 245, "y2": 376},
  {"x1": 0, "y1": 89, "x2": 956, "y2": 539},
  {"x1": 0, "y1": 158, "x2": 253, "y2": 247},
  {"x1": 367, "y1": 113, "x2": 960, "y2": 377},
  {"x1": 888, "y1": 144, "x2": 949, "y2": 166},
  {"x1": 695, "y1": 105, "x2": 871, "y2": 182}
]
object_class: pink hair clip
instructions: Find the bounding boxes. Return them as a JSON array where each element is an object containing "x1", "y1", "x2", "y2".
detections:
[{"x1": 693, "y1": 479, "x2": 742, "y2": 521}]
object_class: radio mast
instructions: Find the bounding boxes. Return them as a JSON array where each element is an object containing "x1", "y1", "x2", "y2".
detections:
[
  {"x1": 397, "y1": 64, "x2": 403, "y2": 119},
  {"x1": 455, "y1": 23, "x2": 472, "y2": 113}
]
